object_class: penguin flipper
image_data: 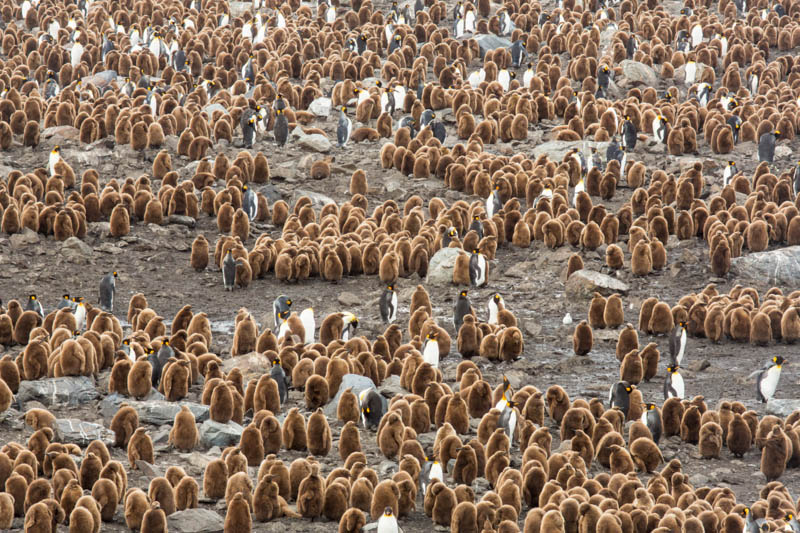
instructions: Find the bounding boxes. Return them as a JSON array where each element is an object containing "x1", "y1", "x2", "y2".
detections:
[{"x1": 362, "y1": 523, "x2": 379, "y2": 531}]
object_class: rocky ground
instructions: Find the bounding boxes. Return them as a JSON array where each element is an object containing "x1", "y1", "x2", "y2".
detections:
[{"x1": 1, "y1": 0, "x2": 800, "y2": 531}]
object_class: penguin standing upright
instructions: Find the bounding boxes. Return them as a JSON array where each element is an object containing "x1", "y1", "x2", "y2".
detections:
[
  {"x1": 420, "y1": 457, "x2": 443, "y2": 495},
  {"x1": 486, "y1": 186, "x2": 502, "y2": 217},
  {"x1": 758, "y1": 130, "x2": 779, "y2": 163},
  {"x1": 271, "y1": 357, "x2": 289, "y2": 405},
  {"x1": 469, "y1": 215, "x2": 483, "y2": 239},
  {"x1": 622, "y1": 117, "x2": 637, "y2": 151},
  {"x1": 453, "y1": 290, "x2": 471, "y2": 331},
  {"x1": 468, "y1": 249, "x2": 488, "y2": 287},
  {"x1": 381, "y1": 86, "x2": 396, "y2": 114},
  {"x1": 668, "y1": 321, "x2": 687, "y2": 365},
  {"x1": 98, "y1": 271, "x2": 117, "y2": 312},
  {"x1": 74, "y1": 301, "x2": 86, "y2": 331},
  {"x1": 422, "y1": 331, "x2": 440, "y2": 367},
  {"x1": 242, "y1": 185, "x2": 257, "y2": 221},
  {"x1": 157, "y1": 340, "x2": 174, "y2": 369},
  {"x1": 497, "y1": 69, "x2": 515, "y2": 92},
  {"x1": 300, "y1": 308, "x2": 315, "y2": 344},
  {"x1": 664, "y1": 365, "x2": 684, "y2": 400},
  {"x1": 754, "y1": 356, "x2": 785, "y2": 403},
  {"x1": 697, "y1": 83, "x2": 712, "y2": 106},
  {"x1": 641, "y1": 403, "x2": 662, "y2": 444},
  {"x1": 222, "y1": 249, "x2": 239, "y2": 291},
  {"x1": 25, "y1": 295, "x2": 44, "y2": 318},
  {"x1": 380, "y1": 284, "x2": 397, "y2": 324},
  {"x1": 337, "y1": 106, "x2": 352, "y2": 148},
  {"x1": 606, "y1": 138, "x2": 623, "y2": 168},
  {"x1": 341, "y1": 312, "x2": 359, "y2": 340},
  {"x1": 57, "y1": 294, "x2": 72, "y2": 309},
  {"x1": 494, "y1": 375, "x2": 513, "y2": 411},
  {"x1": 597, "y1": 65, "x2": 611, "y2": 91},
  {"x1": 509, "y1": 39, "x2": 527, "y2": 67},
  {"x1": 608, "y1": 381, "x2": 634, "y2": 417},
  {"x1": 147, "y1": 347, "x2": 162, "y2": 387},
  {"x1": 241, "y1": 54, "x2": 255, "y2": 81},
  {"x1": 376, "y1": 507, "x2": 402, "y2": 533},
  {"x1": 723, "y1": 161, "x2": 738, "y2": 186},
  {"x1": 430, "y1": 120, "x2": 446, "y2": 144},
  {"x1": 359, "y1": 388, "x2": 386, "y2": 429},
  {"x1": 498, "y1": 399, "x2": 518, "y2": 445},
  {"x1": 398, "y1": 116, "x2": 417, "y2": 137},
  {"x1": 652, "y1": 115, "x2": 669, "y2": 144},
  {"x1": 572, "y1": 177, "x2": 585, "y2": 207},
  {"x1": 726, "y1": 116, "x2": 742, "y2": 145},
  {"x1": 49, "y1": 145, "x2": 62, "y2": 176},
  {"x1": 273, "y1": 296, "x2": 292, "y2": 328},
  {"x1": 784, "y1": 513, "x2": 800, "y2": 533},
  {"x1": 522, "y1": 62, "x2": 534, "y2": 87},
  {"x1": 488, "y1": 293, "x2": 504, "y2": 324},
  {"x1": 242, "y1": 113, "x2": 257, "y2": 148},
  {"x1": 793, "y1": 162, "x2": 800, "y2": 197},
  {"x1": 274, "y1": 108, "x2": 289, "y2": 146},
  {"x1": 468, "y1": 68, "x2": 486, "y2": 88}
]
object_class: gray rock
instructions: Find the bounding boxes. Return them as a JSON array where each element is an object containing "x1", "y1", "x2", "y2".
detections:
[
  {"x1": 426, "y1": 247, "x2": 463, "y2": 286},
  {"x1": 135, "y1": 460, "x2": 163, "y2": 480},
  {"x1": 475, "y1": 34, "x2": 512, "y2": 58},
  {"x1": 565, "y1": 269, "x2": 629, "y2": 298},
  {"x1": 532, "y1": 141, "x2": 604, "y2": 162},
  {"x1": 168, "y1": 509, "x2": 225, "y2": 533},
  {"x1": 378, "y1": 375, "x2": 404, "y2": 398},
  {"x1": 619, "y1": 60, "x2": 658, "y2": 87},
  {"x1": 337, "y1": 291, "x2": 361, "y2": 306},
  {"x1": 88, "y1": 222, "x2": 112, "y2": 237},
  {"x1": 168, "y1": 215, "x2": 197, "y2": 228},
  {"x1": 61, "y1": 237, "x2": 93, "y2": 261},
  {"x1": 309, "y1": 97, "x2": 332, "y2": 117},
  {"x1": 199, "y1": 419, "x2": 244, "y2": 448},
  {"x1": 222, "y1": 353, "x2": 272, "y2": 384},
  {"x1": 18, "y1": 376, "x2": 98, "y2": 406},
  {"x1": 297, "y1": 133, "x2": 332, "y2": 153},
  {"x1": 731, "y1": 246, "x2": 800, "y2": 285},
  {"x1": 54, "y1": 419, "x2": 114, "y2": 447},
  {"x1": 99, "y1": 393, "x2": 208, "y2": 425},
  {"x1": 323, "y1": 374, "x2": 379, "y2": 418},
  {"x1": 766, "y1": 399, "x2": 800, "y2": 418},
  {"x1": 294, "y1": 190, "x2": 335, "y2": 210},
  {"x1": 775, "y1": 145, "x2": 792, "y2": 159},
  {"x1": 42, "y1": 126, "x2": 81, "y2": 141},
  {"x1": 82, "y1": 70, "x2": 117, "y2": 88},
  {"x1": 9, "y1": 229, "x2": 40, "y2": 248}
]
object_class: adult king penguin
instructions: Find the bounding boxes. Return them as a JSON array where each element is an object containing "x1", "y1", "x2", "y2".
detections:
[
  {"x1": 25, "y1": 295, "x2": 44, "y2": 317},
  {"x1": 422, "y1": 331, "x2": 440, "y2": 367},
  {"x1": 242, "y1": 185, "x2": 257, "y2": 221},
  {"x1": 754, "y1": 356, "x2": 785, "y2": 403},
  {"x1": 758, "y1": 130, "x2": 779, "y2": 163},
  {"x1": 379, "y1": 284, "x2": 397, "y2": 324},
  {"x1": 453, "y1": 290, "x2": 471, "y2": 331},
  {"x1": 669, "y1": 321, "x2": 687, "y2": 365},
  {"x1": 468, "y1": 249, "x2": 488, "y2": 287},
  {"x1": 488, "y1": 293, "x2": 504, "y2": 324},
  {"x1": 609, "y1": 381, "x2": 634, "y2": 417},
  {"x1": 99, "y1": 271, "x2": 117, "y2": 312},
  {"x1": 641, "y1": 403, "x2": 662, "y2": 444},
  {"x1": 337, "y1": 106, "x2": 352, "y2": 148},
  {"x1": 664, "y1": 365, "x2": 684, "y2": 400}
]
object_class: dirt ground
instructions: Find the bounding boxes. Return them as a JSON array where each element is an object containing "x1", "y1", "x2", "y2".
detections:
[{"x1": 1, "y1": 0, "x2": 800, "y2": 530}]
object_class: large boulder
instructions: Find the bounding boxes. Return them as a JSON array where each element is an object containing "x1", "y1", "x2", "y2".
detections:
[
  {"x1": 565, "y1": 269, "x2": 629, "y2": 298},
  {"x1": 475, "y1": 34, "x2": 512, "y2": 57},
  {"x1": 731, "y1": 246, "x2": 800, "y2": 285},
  {"x1": 168, "y1": 509, "x2": 225, "y2": 533},
  {"x1": 619, "y1": 60, "x2": 658, "y2": 87},
  {"x1": 323, "y1": 374, "x2": 380, "y2": 418},
  {"x1": 199, "y1": 419, "x2": 243, "y2": 448},
  {"x1": 55, "y1": 419, "x2": 114, "y2": 447},
  {"x1": 426, "y1": 247, "x2": 463, "y2": 286},
  {"x1": 17, "y1": 377, "x2": 98, "y2": 406}
]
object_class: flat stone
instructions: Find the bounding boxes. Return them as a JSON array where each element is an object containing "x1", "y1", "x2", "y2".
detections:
[
  {"x1": 337, "y1": 291, "x2": 361, "y2": 307},
  {"x1": 426, "y1": 247, "x2": 462, "y2": 286},
  {"x1": 9, "y1": 229, "x2": 40, "y2": 248},
  {"x1": 199, "y1": 419, "x2": 243, "y2": 448},
  {"x1": 54, "y1": 418, "x2": 114, "y2": 447},
  {"x1": 532, "y1": 141, "x2": 605, "y2": 162},
  {"x1": 619, "y1": 60, "x2": 658, "y2": 87},
  {"x1": 308, "y1": 97, "x2": 332, "y2": 117},
  {"x1": 293, "y1": 190, "x2": 335, "y2": 210},
  {"x1": 324, "y1": 373, "x2": 380, "y2": 418},
  {"x1": 167, "y1": 508, "x2": 225, "y2": 533},
  {"x1": 42, "y1": 126, "x2": 81, "y2": 141},
  {"x1": 81, "y1": 70, "x2": 117, "y2": 88},
  {"x1": 475, "y1": 34, "x2": 512, "y2": 58},
  {"x1": 766, "y1": 399, "x2": 800, "y2": 418},
  {"x1": 61, "y1": 237, "x2": 93, "y2": 261},
  {"x1": 168, "y1": 215, "x2": 196, "y2": 228},
  {"x1": 17, "y1": 377, "x2": 98, "y2": 406},
  {"x1": 565, "y1": 269, "x2": 629, "y2": 299},
  {"x1": 99, "y1": 393, "x2": 207, "y2": 425},
  {"x1": 136, "y1": 460, "x2": 163, "y2": 480},
  {"x1": 221, "y1": 353, "x2": 271, "y2": 384},
  {"x1": 378, "y1": 374, "x2": 404, "y2": 398},
  {"x1": 731, "y1": 246, "x2": 800, "y2": 285},
  {"x1": 297, "y1": 133, "x2": 332, "y2": 153},
  {"x1": 775, "y1": 145, "x2": 792, "y2": 159}
]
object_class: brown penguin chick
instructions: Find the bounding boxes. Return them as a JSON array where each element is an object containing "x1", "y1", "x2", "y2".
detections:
[
  {"x1": 127, "y1": 427, "x2": 154, "y2": 468},
  {"x1": 545, "y1": 385, "x2": 571, "y2": 424},
  {"x1": 148, "y1": 477, "x2": 176, "y2": 516},
  {"x1": 452, "y1": 501, "x2": 479, "y2": 533},
  {"x1": 297, "y1": 463, "x2": 324, "y2": 519},
  {"x1": 648, "y1": 302, "x2": 674, "y2": 335},
  {"x1": 141, "y1": 501, "x2": 167, "y2": 533},
  {"x1": 573, "y1": 320, "x2": 593, "y2": 356},
  {"x1": 111, "y1": 403, "x2": 139, "y2": 448},
  {"x1": 371, "y1": 480, "x2": 400, "y2": 520},
  {"x1": 69, "y1": 505, "x2": 94, "y2": 533},
  {"x1": 350, "y1": 169, "x2": 368, "y2": 195},
  {"x1": 339, "y1": 507, "x2": 367, "y2": 533},
  {"x1": 680, "y1": 405, "x2": 701, "y2": 444},
  {"x1": 698, "y1": 422, "x2": 723, "y2": 459},
  {"x1": 282, "y1": 408, "x2": 308, "y2": 451},
  {"x1": 570, "y1": 429, "x2": 594, "y2": 467},
  {"x1": 604, "y1": 294, "x2": 624, "y2": 328},
  {"x1": 174, "y1": 477, "x2": 198, "y2": 511},
  {"x1": 605, "y1": 244, "x2": 624, "y2": 270},
  {"x1": 23, "y1": 501, "x2": 54, "y2": 533},
  {"x1": 619, "y1": 350, "x2": 643, "y2": 385},
  {"x1": 92, "y1": 477, "x2": 120, "y2": 522},
  {"x1": 616, "y1": 324, "x2": 639, "y2": 362},
  {"x1": 629, "y1": 437, "x2": 663, "y2": 473},
  {"x1": 0, "y1": 492, "x2": 13, "y2": 528},
  {"x1": 640, "y1": 343, "x2": 660, "y2": 382},
  {"x1": 430, "y1": 480, "x2": 457, "y2": 525},
  {"x1": 304, "y1": 374, "x2": 329, "y2": 410},
  {"x1": 631, "y1": 240, "x2": 652, "y2": 276},
  {"x1": 380, "y1": 251, "x2": 400, "y2": 284},
  {"x1": 109, "y1": 203, "x2": 130, "y2": 238},
  {"x1": 761, "y1": 426, "x2": 788, "y2": 482},
  {"x1": 588, "y1": 293, "x2": 606, "y2": 329},
  {"x1": 661, "y1": 397, "x2": 684, "y2": 438},
  {"x1": 124, "y1": 488, "x2": 149, "y2": 530},
  {"x1": 337, "y1": 387, "x2": 360, "y2": 423},
  {"x1": 23, "y1": 408, "x2": 56, "y2": 431},
  {"x1": 209, "y1": 382, "x2": 234, "y2": 423},
  {"x1": 452, "y1": 445, "x2": 479, "y2": 486},
  {"x1": 445, "y1": 394, "x2": 470, "y2": 434},
  {"x1": 203, "y1": 459, "x2": 229, "y2": 500},
  {"x1": 225, "y1": 491, "x2": 251, "y2": 533},
  {"x1": 169, "y1": 405, "x2": 198, "y2": 452},
  {"x1": 608, "y1": 444, "x2": 635, "y2": 474},
  {"x1": 379, "y1": 411, "x2": 405, "y2": 459},
  {"x1": 127, "y1": 359, "x2": 153, "y2": 400},
  {"x1": 307, "y1": 408, "x2": 332, "y2": 457},
  {"x1": 726, "y1": 412, "x2": 752, "y2": 458},
  {"x1": 239, "y1": 423, "x2": 264, "y2": 467},
  {"x1": 339, "y1": 421, "x2": 362, "y2": 461}
]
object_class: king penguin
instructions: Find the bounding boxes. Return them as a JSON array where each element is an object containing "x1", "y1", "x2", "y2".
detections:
[
  {"x1": 453, "y1": 289, "x2": 471, "y2": 332},
  {"x1": 494, "y1": 375, "x2": 513, "y2": 411},
  {"x1": 242, "y1": 113, "x2": 257, "y2": 148},
  {"x1": 157, "y1": 339, "x2": 174, "y2": 369},
  {"x1": 222, "y1": 249, "x2": 239, "y2": 291},
  {"x1": 754, "y1": 356, "x2": 785, "y2": 403},
  {"x1": 57, "y1": 294, "x2": 72, "y2": 310},
  {"x1": 25, "y1": 295, "x2": 44, "y2": 318},
  {"x1": 300, "y1": 308, "x2": 315, "y2": 344},
  {"x1": 488, "y1": 293, "x2": 503, "y2": 325},
  {"x1": 271, "y1": 357, "x2": 289, "y2": 405},
  {"x1": 147, "y1": 347, "x2": 162, "y2": 387},
  {"x1": 597, "y1": 65, "x2": 611, "y2": 91},
  {"x1": 380, "y1": 284, "x2": 398, "y2": 324},
  {"x1": 652, "y1": 115, "x2": 669, "y2": 144},
  {"x1": 784, "y1": 512, "x2": 800, "y2": 533},
  {"x1": 621, "y1": 117, "x2": 637, "y2": 151},
  {"x1": 498, "y1": 399, "x2": 518, "y2": 446},
  {"x1": 420, "y1": 109, "x2": 435, "y2": 128},
  {"x1": 640, "y1": 402, "x2": 662, "y2": 444},
  {"x1": 608, "y1": 381, "x2": 634, "y2": 417},
  {"x1": 274, "y1": 108, "x2": 289, "y2": 146},
  {"x1": 375, "y1": 507, "x2": 403, "y2": 533},
  {"x1": 74, "y1": 301, "x2": 86, "y2": 331},
  {"x1": 669, "y1": 321, "x2": 687, "y2": 366},
  {"x1": 422, "y1": 331, "x2": 440, "y2": 368},
  {"x1": 723, "y1": 161, "x2": 738, "y2": 186},
  {"x1": 664, "y1": 365, "x2": 684, "y2": 400},
  {"x1": 99, "y1": 271, "x2": 117, "y2": 312},
  {"x1": 792, "y1": 162, "x2": 800, "y2": 198},
  {"x1": 509, "y1": 39, "x2": 527, "y2": 68},
  {"x1": 341, "y1": 312, "x2": 359, "y2": 341},
  {"x1": 273, "y1": 296, "x2": 292, "y2": 328},
  {"x1": 420, "y1": 457, "x2": 443, "y2": 495},
  {"x1": 469, "y1": 215, "x2": 484, "y2": 239},
  {"x1": 442, "y1": 227, "x2": 457, "y2": 248},
  {"x1": 337, "y1": 106, "x2": 352, "y2": 148},
  {"x1": 242, "y1": 185, "x2": 257, "y2": 221},
  {"x1": 468, "y1": 249, "x2": 487, "y2": 287},
  {"x1": 758, "y1": 130, "x2": 779, "y2": 163},
  {"x1": 727, "y1": 116, "x2": 742, "y2": 144},
  {"x1": 359, "y1": 388, "x2": 386, "y2": 429},
  {"x1": 486, "y1": 186, "x2": 502, "y2": 217},
  {"x1": 49, "y1": 145, "x2": 62, "y2": 176}
]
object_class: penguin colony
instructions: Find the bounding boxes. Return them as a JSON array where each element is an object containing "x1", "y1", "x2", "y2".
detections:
[{"x1": 0, "y1": 0, "x2": 799, "y2": 527}]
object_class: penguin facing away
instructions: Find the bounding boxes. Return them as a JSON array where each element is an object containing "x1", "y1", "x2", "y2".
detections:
[
  {"x1": 754, "y1": 356, "x2": 785, "y2": 403},
  {"x1": 453, "y1": 290, "x2": 471, "y2": 331},
  {"x1": 222, "y1": 250, "x2": 240, "y2": 291},
  {"x1": 641, "y1": 402, "x2": 662, "y2": 444},
  {"x1": 273, "y1": 296, "x2": 292, "y2": 328},
  {"x1": 609, "y1": 381, "x2": 634, "y2": 417},
  {"x1": 274, "y1": 108, "x2": 289, "y2": 146},
  {"x1": 380, "y1": 284, "x2": 398, "y2": 324},
  {"x1": 99, "y1": 271, "x2": 118, "y2": 312},
  {"x1": 758, "y1": 130, "x2": 779, "y2": 163}
]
